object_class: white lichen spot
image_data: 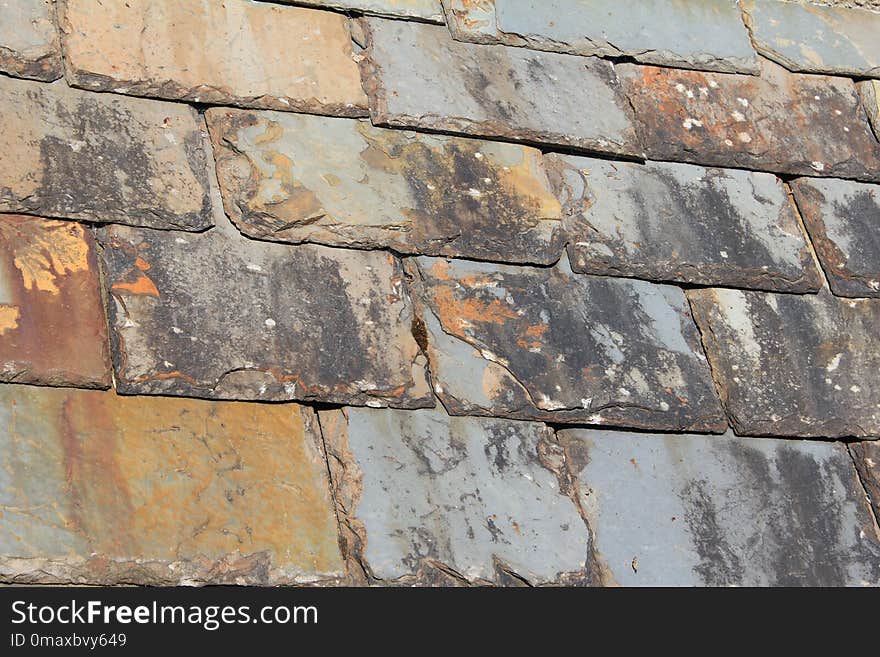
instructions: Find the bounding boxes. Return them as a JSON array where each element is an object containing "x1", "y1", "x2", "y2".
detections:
[
  {"x1": 171, "y1": 326, "x2": 183, "y2": 334},
  {"x1": 365, "y1": 400, "x2": 383, "y2": 408},
  {"x1": 264, "y1": 318, "x2": 276, "y2": 328},
  {"x1": 246, "y1": 263, "x2": 263, "y2": 273},
  {"x1": 811, "y1": 161, "x2": 825, "y2": 171},
  {"x1": 618, "y1": 387, "x2": 631, "y2": 397},
  {"x1": 580, "y1": 398, "x2": 592, "y2": 408},
  {"x1": 659, "y1": 401, "x2": 670, "y2": 411},
  {"x1": 434, "y1": 384, "x2": 444, "y2": 394},
  {"x1": 175, "y1": 237, "x2": 187, "y2": 244},
  {"x1": 474, "y1": 152, "x2": 484, "y2": 160},
  {"x1": 283, "y1": 382, "x2": 297, "y2": 396},
  {"x1": 466, "y1": 188, "x2": 482, "y2": 198},
  {"x1": 708, "y1": 80, "x2": 719, "y2": 89},
  {"x1": 163, "y1": 360, "x2": 174, "y2": 368},
  {"x1": 682, "y1": 118, "x2": 703, "y2": 130},
  {"x1": 719, "y1": 250, "x2": 729, "y2": 259},
  {"x1": 736, "y1": 98, "x2": 749, "y2": 108},
  {"x1": 699, "y1": 86, "x2": 709, "y2": 96},
  {"x1": 814, "y1": 95, "x2": 821, "y2": 101},
  {"x1": 675, "y1": 83, "x2": 686, "y2": 94},
  {"x1": 731, "y1": 111, "x2": 745, "y2": 122},
  {"x1": 826, "y1": 353, "x2": 843, "y2": 372},
  {"x1": 737, "y1": 132, "x2": 752, "y2": 143},
  {"x1": 851, "y1": 385, "x2": 861, "y2": 393},
  {"x1": 724, "y1": 139, "x2": 734, "y2": 146},
  {"x1": 834, "y1": 384, "x2": 842, "y2": 391}
]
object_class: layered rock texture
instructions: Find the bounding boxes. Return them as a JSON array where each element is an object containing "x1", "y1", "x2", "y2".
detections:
[{"x1": 1, "y1": 0, "x2": 878, "y2": 587}]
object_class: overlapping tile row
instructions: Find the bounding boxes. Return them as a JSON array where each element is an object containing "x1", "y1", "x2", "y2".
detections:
[
  {"x1": 57, "y1": 0, "x2": 368, "y2": 116},
  {"x1": 0, "y1": 384, "x2": 342, "y2": 585},
  {"x1": 0, "y1": 0, "x2": 62, "y2": 80},
  {"x1": 443, "y1": 0, "x2": 760, "y2": 74}
]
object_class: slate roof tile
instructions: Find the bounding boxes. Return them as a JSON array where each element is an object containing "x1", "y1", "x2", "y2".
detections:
[
  {"x1": 741, "y1": 0, "x2": 880, "y2": 78},
  {"x1": 0, "y1": 0, "x2": 62, "y2": 81},
  {"x1": 547, "y1": 154, "x2": 823, "y2": 292},
  {"x1": 359, "y1": 17, "x2": 642, "y2": 155},
  {"x1": 621, "y1": 58, "x2": 880, "y2": 182},
  {"x1": 849, "y1": 442, "x2": 880, "y2": 522},
  {"x1": 858, "y1": 79, "x2": 880, "y2": 138},
  {"x1": 57, "y1": 0, "x2": 369, "y2": 115},
  {"x1": 0, "y1": 384, "x2": 343, "y2": 585},
  {"x1": 0, "y1": 214, "x2": 111, "y2": 388},
  {"x1": 444, "y1": 0, "x2": 760, "y2": 74},
  {"x1": 97, "y1": 222, "x2": 432, "y2": 408},
  {"x1": 0, "y1": 76, "x2": 214, "y2": 230},
  {"x1": 320, "y1": 405, "x2": 591, "y2": 584},
  {"x1": 411, "y1": 256, "x2": 726, "y2": 431},
  {"x1": 790, "y1": 176, "x2": 880, "y2": 297},
  {"x1": 207, "y1": 107, "x2": 565, "y2": 264},
  {"x1": 688, "y1": 288, "x2": 880, "y2": 438},
  {"x1": 558, "y1": 428, "x2": 880, "y2": 586}
]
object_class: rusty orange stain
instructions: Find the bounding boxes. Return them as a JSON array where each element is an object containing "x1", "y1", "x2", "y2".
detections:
[
  {"x1": 0, "y1": 305, "x2": 20, "y2": 334},
  {"x1": 516, "y1": 322, "x2": 548, "y2": 349},
  {"x1": 0, "y1": 217, "x2": 91, "y2": 294},
  {"x1": 112, "y1": 274, "x2": 159, "y2": 297},
  {"x1": 134, "y1": 257, "x2": 151, "y2": 271}
]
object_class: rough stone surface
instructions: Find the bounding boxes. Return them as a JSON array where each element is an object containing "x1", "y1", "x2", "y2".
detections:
[
  {"x1": 283, "y1": 0, "x2": 443, "y2": 21},
  {"x1": 208, "y1": 108, "x2": 564, "y2": 264},
  {"x1": 790, "y1": 177, "x2": 880, "y2": 298},
  {"x1": 0, "y1": 385, "x2": 343, "y2": 585},
  {"x1": 444, "y1": 0, "x2": 759, "y2": 74},
  {"x1": 411, "y1": 257, "x2": 726, "y2": 431},
  {"x1": 859, "y1": 79, "x2": 880, "y2": 139},
  {"x1": 0, "y1": 215, "x2": 110, "y2": 388},
  {"x1": 58, "y1": 0, "x2": 368, "y2": 116},
  {"x1": 360, "y1": 18, "x2": 641, "y2": 156},
  {"x1": 688, "y1": 288, "x2": 880, "y2": 438},
  {"x1": 320, "y1": 406, "x2": 590, "y2": 584},
  {"x1": 0, "y1": 76, "x2": 213, "y2": 230},
  {"x1": 547, "y1": 154, "x2": 821, "y2": 292},
  {"x1": 621, "y1": 59, "x2": 880, "y2": 183},
  {"x1": 742, "y1": 0, "x2": 880, "y2": 78},
  {"x1": 0, "y1": 0, "x2": 62, "y2": 80},
  {"x1": 850, "y1": 442, "x2": 880, "y2": 523},
  {"x1": 559, "y1": 428, "x2": 880, "y2": 586},
  {"x1": 97, "y1": 222, "x2": 432, "y2": 407}
]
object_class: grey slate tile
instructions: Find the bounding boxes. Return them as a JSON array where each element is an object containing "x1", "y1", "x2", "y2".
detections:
[
  {"x1": 621, "y1": 59, "x2": 880, "y2": 183},
  {"x1": 320, "y1": 406, "x2": 590, "y2": 583},
  {"x1": 207, "y1": 108, "x2": 565, "y2": 265},
  {"x1": 0, "y1": 77, "x2": 214, "y2": 230},
  {"x1": 558, "y1": 428, "x2": 880, "y2": 586},
  {"x1": 741, "y1": 0, "x2": 880, "y2": 78},
  {"x1": 444, "y1": 0, "x2": 760, "y2": 74},
  {"x1": 688, "y1": 288, "x2": 880, "y2": 438},
  {"x1": 790, "y1": 177, "x2": 880, "y2": 298},
  {"x1": 547, "y1": 154, "x2": 822, "y2": 292},
  {"x1": 96, "y1": 222, "x2": 432, "y2": 408},
  {"x1": 359, "y1": 17, "x2": 642, "y2": 156},
  {"x1": 411, "y1": 256, "x2": 726, "y2": 431},
  {"x1": 0, "y1": 0, "x2": 62, "y2": 81}
]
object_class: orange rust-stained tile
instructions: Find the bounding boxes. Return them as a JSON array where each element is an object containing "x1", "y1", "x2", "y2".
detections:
[
  {"x1": 0, "y1": 384, "x2": 344, "y2": 585},
  {"x1": 0, "y1": 215, "x2": 110, "y2": 388}
]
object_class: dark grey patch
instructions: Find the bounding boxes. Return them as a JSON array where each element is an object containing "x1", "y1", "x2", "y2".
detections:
[{"x1": 680, "y1": 478, "x2": 744, "y2": 586}]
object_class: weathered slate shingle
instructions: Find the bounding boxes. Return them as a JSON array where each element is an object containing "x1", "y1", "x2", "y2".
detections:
[
  {"x1": 850, "y1": 442, "x2": 880, "y2": 522},
  {"x1": 283, "y1": 0, "x2": 443, "y2": 21},
  {"x1": 547, "y1": 154, "x2": 821, "y2": 292},
  {"x1": 688, "y1": 288, "x2": 880, "y2": 438},
  {"x1": 320, "y1": 406, "x2": 590, "y2": 584},
  {"x1": 207, "y1": 108, "x2": 564, "y2": 264},
  {"x1": 411, "y1": 257, "x2": 726, "y2": 431},
  {"x1": 741, "y1": 0, "x2": 880, "y2": 78},
  {"x1": 58, "y1": 0, "x2": 368, "y2": 115},
  {"x1": 0, "y1": 385, "x2": 343, "y2": 585},
  {"x1": 0, "y1": 0, "x2": 62, "y2": 81},
  {"x1": 97, "y1": 223, "x2": 432, "y2": 407},
  {"x1": 859, "y1": 79, "x2": 880, "y2": 138},
  {"x1": 621, "y1": 59, "x2": 880, "y2": 182},
  {"x1": 0, "y1": 77, "x2": 213, "y2": 230},
  {"x1": 444, "y1": 0, "x2": 759, "y2": 74},
  {"x1": 558, "y1": 428, "x2": 880, "y2": 586},
  {"x1": 360, "y1": 17, "x2": 641, "y2": 156},
  {"x1": 790, "y1": 177, "x2": 880, "y2": 298},
  {"x1": 0, "y1": 215, "x2": 110, "y2": 388}
]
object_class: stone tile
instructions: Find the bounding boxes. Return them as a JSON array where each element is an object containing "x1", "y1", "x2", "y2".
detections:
[
  {"x1": 547, "y1": 155, "x2": 821, "y2": 292},
  {"x1": 688, "y1": 288, "x2": 880, "y2": 438},
  {"x1": 790, "y1": 177, "x2": 880, "y2": 297},
  {"x1": 621, "y1": 59, "x2": 880, "y2": 183},
  {"x1": 411, "y1": 257, "x2": 726, "y2": 431},
  {"x1": 320, "y1": 406, "x2": 590, "y2": 584},
  {"x1": 283, "y1": 0, "x2": 443, "y2": 21},
  {"x1": 849, "y1": 442, "x2": 880, "y2": 522},
  {"x1": 58, "y1": 0, "x2": 368, "y2": 116},
  {"x1": 0, "y1": 77, "x2": 213, "y2": 230},
  {"x1": 0, "y1": 384, "x2": 343, "y2": 585},
  {"x1": 859, "y1": 79, "x2": 880, "y2": 139},
  {"x1": 741, "y1": 0, "x2": 880, "y2": 78},
  {"x1": 558, "y1": 428, "x2": 880, "y2": 586},
  {"x1": 207, "y1": 108, "x2": 564, "y2": 264},
  {"x1": 0, "y1": 0, "x2": 62, "y2": 80},
  {"x1": 97, "y1": 222, "x2": 432, "y2": 407},
  {"x1": 360, "y1": 18, "x2": 641, "y2": 156},
  {"x1": 444, "y1": 0, "x2": 759, "y2": 74},
  {"x1": 0, "y1": 215, "x2": 110, "y2": 388}
]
